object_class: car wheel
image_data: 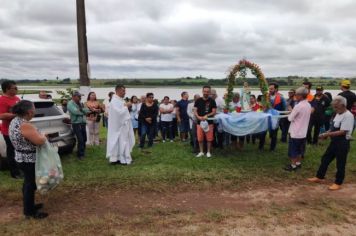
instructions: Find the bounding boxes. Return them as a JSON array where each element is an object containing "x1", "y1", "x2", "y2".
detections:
[{"x1": 58, "y1": 145, "x2": 75, "y2": 156}]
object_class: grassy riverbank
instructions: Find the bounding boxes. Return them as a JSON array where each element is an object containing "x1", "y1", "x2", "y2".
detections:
[
  {"x1": 1, "y1": 126, "x2": 355, "y2": 193},
  {"x1": 1, "y1": 127, "x2": 355, "y2": 235}
]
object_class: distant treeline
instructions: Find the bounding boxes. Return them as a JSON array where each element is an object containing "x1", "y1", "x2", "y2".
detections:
[
  {"x1": 101, "y1": 76, "x2": 356, "y2": 87},
  {"x1": 1, "y1": 76, "x2": 356, "y2": 88}
]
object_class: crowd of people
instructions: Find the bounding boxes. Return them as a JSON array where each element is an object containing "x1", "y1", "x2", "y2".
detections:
[
  {"x1": 0, "y1": 79, "x2": 355, "y2": 220},
  {"x1": 59, "y1": 81, "x2": 356, "y2": 188}
]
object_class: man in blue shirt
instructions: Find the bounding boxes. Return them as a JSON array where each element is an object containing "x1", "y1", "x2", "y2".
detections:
[
  {"x1": 259, "y1": 83, "x2": 287, "y2": 151},
  {"x1": 176, "y1": 91, "x2": 190, "y2": 142}
]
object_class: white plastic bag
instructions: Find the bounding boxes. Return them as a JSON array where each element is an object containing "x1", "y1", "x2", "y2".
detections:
[
  {"x1": 200, "y1": 120, "x2": 210, "y2": 133},
  {"x1": 35, "y1": 141, "x2": 64, "y2": 194}
]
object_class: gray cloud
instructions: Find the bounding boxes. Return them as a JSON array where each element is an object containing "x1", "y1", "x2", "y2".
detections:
[{"x1": 0, "y1": 0, "x2": 355, "y2": 79}]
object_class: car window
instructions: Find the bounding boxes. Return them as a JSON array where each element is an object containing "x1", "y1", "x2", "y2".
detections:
[{"x1": 34, "y1": 102, "x2": 62, "y2": 117}]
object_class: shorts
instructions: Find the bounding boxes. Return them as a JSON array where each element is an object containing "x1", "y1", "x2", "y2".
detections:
[
  {"x1": 179, "y1": 119, "x2": 190, "y2": 132},
  {"x1": 288, "y1": 137, "x2": 306, "y2": 158},
  {"x1": 197, "y1": 124, "x2": 214, "y2": 142}
]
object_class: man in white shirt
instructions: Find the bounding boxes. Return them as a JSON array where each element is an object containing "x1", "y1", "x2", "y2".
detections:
[
  {"x1": 106, "y1": 85, "x2": 135, "y2": 165},
  {"x1": 308, "y1": 96, "x2": 355, "y2": 190},
  {"x1": 229, "y1": 93, "x2": 242, "y2": 111},
  {"x1": 284, "y1": 87, "x2": 311, "y2": 172},
  {"x1": 159, "y1": 96, "x2": 174, "y2": 142},
  {"x1": 211, "y1": 89, "x2": 225, "y2": 114},
  {"x1": 229, "y1": 92, "x2": 244, "y2": 149},
  {"x1": 210, "y1": 89, "x2": 225, "y2": 149},
  {"x1": 188, "y1": 94, "x2": 200, "y2": 152}
]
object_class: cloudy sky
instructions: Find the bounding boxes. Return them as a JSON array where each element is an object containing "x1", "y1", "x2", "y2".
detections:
[{"x1": 1, "y1": 0, "x2": 356, "y2": 79}]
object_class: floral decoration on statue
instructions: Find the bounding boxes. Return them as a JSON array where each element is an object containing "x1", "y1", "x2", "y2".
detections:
[{"x1": 225, "y1": 59, "x2": 270, "y2": 111}]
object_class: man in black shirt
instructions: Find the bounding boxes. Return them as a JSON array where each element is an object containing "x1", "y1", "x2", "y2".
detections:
[
  {"x1": 338, "y1": 79, "x2": 356, "y2": 111},
  {"x1": 307, "y1": 86, "x2": 330, "y2": 144},
  {"x1": 194, "y1": 85, "x2": 217, "y2": 158}
]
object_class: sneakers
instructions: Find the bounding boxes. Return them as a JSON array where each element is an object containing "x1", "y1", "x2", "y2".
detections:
[
  {"x1": 328, "y1": 183, "x2": 341, "y2": 191},
  {"x1": 170, "y1": 140, "x2": 174, "y2": 143},
  {"x1": 284, "y1": 164, "x2": 297, "y2": 172},
  {"x1": 195, "y1": 152, "x2": 212, "y2": 158},
  {"x1": 307, "y1": 177, "x2": 325, "y2": 183},
  {"x1": 162, "y1": 140, "x2": 166, "y2": 143},
  {"x1": 196, "y1": 152, "x2": 204, "y2": 157}
]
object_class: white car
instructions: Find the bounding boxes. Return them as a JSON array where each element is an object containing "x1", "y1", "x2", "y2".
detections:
[{"x1": 0, "y1": 99, "x2": 76, "y2": 169}]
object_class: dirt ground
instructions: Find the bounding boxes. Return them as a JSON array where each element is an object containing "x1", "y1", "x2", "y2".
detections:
[{"x1": 1, "y1": 183, "x2": 356, "y2": 235}]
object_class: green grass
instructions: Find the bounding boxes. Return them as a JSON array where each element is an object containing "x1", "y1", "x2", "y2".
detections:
[{"x1": 1, "y1": 126, "x2": 356, "y2": 195}]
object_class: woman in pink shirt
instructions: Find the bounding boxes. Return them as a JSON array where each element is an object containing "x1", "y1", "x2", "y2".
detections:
[{"x1": 284, "y1": 87, "x2": 311, "y2": 171}]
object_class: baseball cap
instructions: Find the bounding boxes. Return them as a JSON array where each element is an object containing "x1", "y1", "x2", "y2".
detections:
[
  {"x1": 340, "y1": 79, "x2": 351, "y2": 87},
  {"x1": 288, "y1": 89, "x2": 296, "y2": 93},
  {"x1": 316, "y1": 86, "x2": 323, "y2": 91},
  {"x1": 72, "y1": 91, "x2": 82, "y2": 97}
]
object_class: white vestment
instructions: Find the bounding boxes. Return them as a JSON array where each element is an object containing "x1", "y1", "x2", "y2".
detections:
[{"x1": 106, "y1": 95, "x2": 135, "y2": 164}]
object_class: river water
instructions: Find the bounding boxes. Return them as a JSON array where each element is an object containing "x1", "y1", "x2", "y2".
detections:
[{"x1": 19, "y1": 86, "x2": 349, "y2": 101}]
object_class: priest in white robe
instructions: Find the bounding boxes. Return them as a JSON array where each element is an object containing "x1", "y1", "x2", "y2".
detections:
[{"x1": 106, "y1": 85, "x2": 135, "y2": 165}]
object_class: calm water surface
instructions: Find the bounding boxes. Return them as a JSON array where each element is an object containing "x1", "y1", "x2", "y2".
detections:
[{"x1": 19, "y1": 86, "x2": 349, "y2": 101}]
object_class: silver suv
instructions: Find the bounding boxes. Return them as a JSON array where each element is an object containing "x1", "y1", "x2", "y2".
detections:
[{"x1": 0, "y1": 99, "x2": 76, "y2": 169}]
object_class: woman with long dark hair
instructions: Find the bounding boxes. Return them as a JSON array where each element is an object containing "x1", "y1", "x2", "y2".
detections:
[
  {"x1": 85, "y1": 92, "x2": 103, "y2": 145},
  {"x1": 138, "y1": 93, "x2": 159, "y2": 148}
]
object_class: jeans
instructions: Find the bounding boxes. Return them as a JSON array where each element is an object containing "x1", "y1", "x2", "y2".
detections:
[
  {"x1": 190, "y1": 122, "x2": 199, "y2": 152},
  {"x1": 18, "y1": 162, "x2": 36, "y2": 216},
  {"x1": 279, "y1": 118, "x2": 289, "y2": 142},
  {"x1": 307, "y1": 117, "x2": 323, "y2": 144},
  {"x1": 72, "y1": 123, "x2": 87, "y2": 157},
  {"x1": 259, "y1": 128, "x2": 278, "y2": 151},
  {"x1": 138, "y1": 120, "x2": 142, "y2": 137},
  {"x1": 4, "y1": 135, "x2": 21, "y2": 177},
  {"x1": 103, "y1": 116, "x2": 108, "y2": 128},
  {"x1": 179, "y1": 119, "x2": 190, "y2": 133},
  {"x1": 316, "y1": 139, "x2": 350, "y2": 185},
  {"x1": 172, "y1": 118, "x2": 178, "y2": 139},
  {"x1": 140, "y1": 122, "x2": 155, "y2": 148},
  {"x1": 246, "y1": 134, "x2": 258, "y2": 144},
  {"x1": 161, "y1": 121, "x2": 173, "y2": 141},
  {"x1": 213, "y1": 123, "x2": 224, "y2": 148}
]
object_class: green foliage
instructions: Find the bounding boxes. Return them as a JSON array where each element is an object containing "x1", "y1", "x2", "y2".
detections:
[
  {"x1": 225, "y1": 60, "x2": 270, "y2": 109},
  {"x1": 56, "y1": 88, "x2": 76, "y2": 100}
]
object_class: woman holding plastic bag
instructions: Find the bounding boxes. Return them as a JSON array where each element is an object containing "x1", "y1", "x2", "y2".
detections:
[{"x1": 9, "y1": 100, "x2": 48, "y2": 219}]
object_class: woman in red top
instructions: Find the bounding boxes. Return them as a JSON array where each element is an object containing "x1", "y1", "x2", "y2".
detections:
[
  {"x1": 250, "y1": 95, "x2": 261, "y2": 111},
  {"x1": 0, "y1": 80, "x2": 21, "y2": 179}
]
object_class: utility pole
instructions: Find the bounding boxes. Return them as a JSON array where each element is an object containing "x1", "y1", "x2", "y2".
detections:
[{"x1": 76, "y1": 0, "x2": 90, "y2": 96}]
